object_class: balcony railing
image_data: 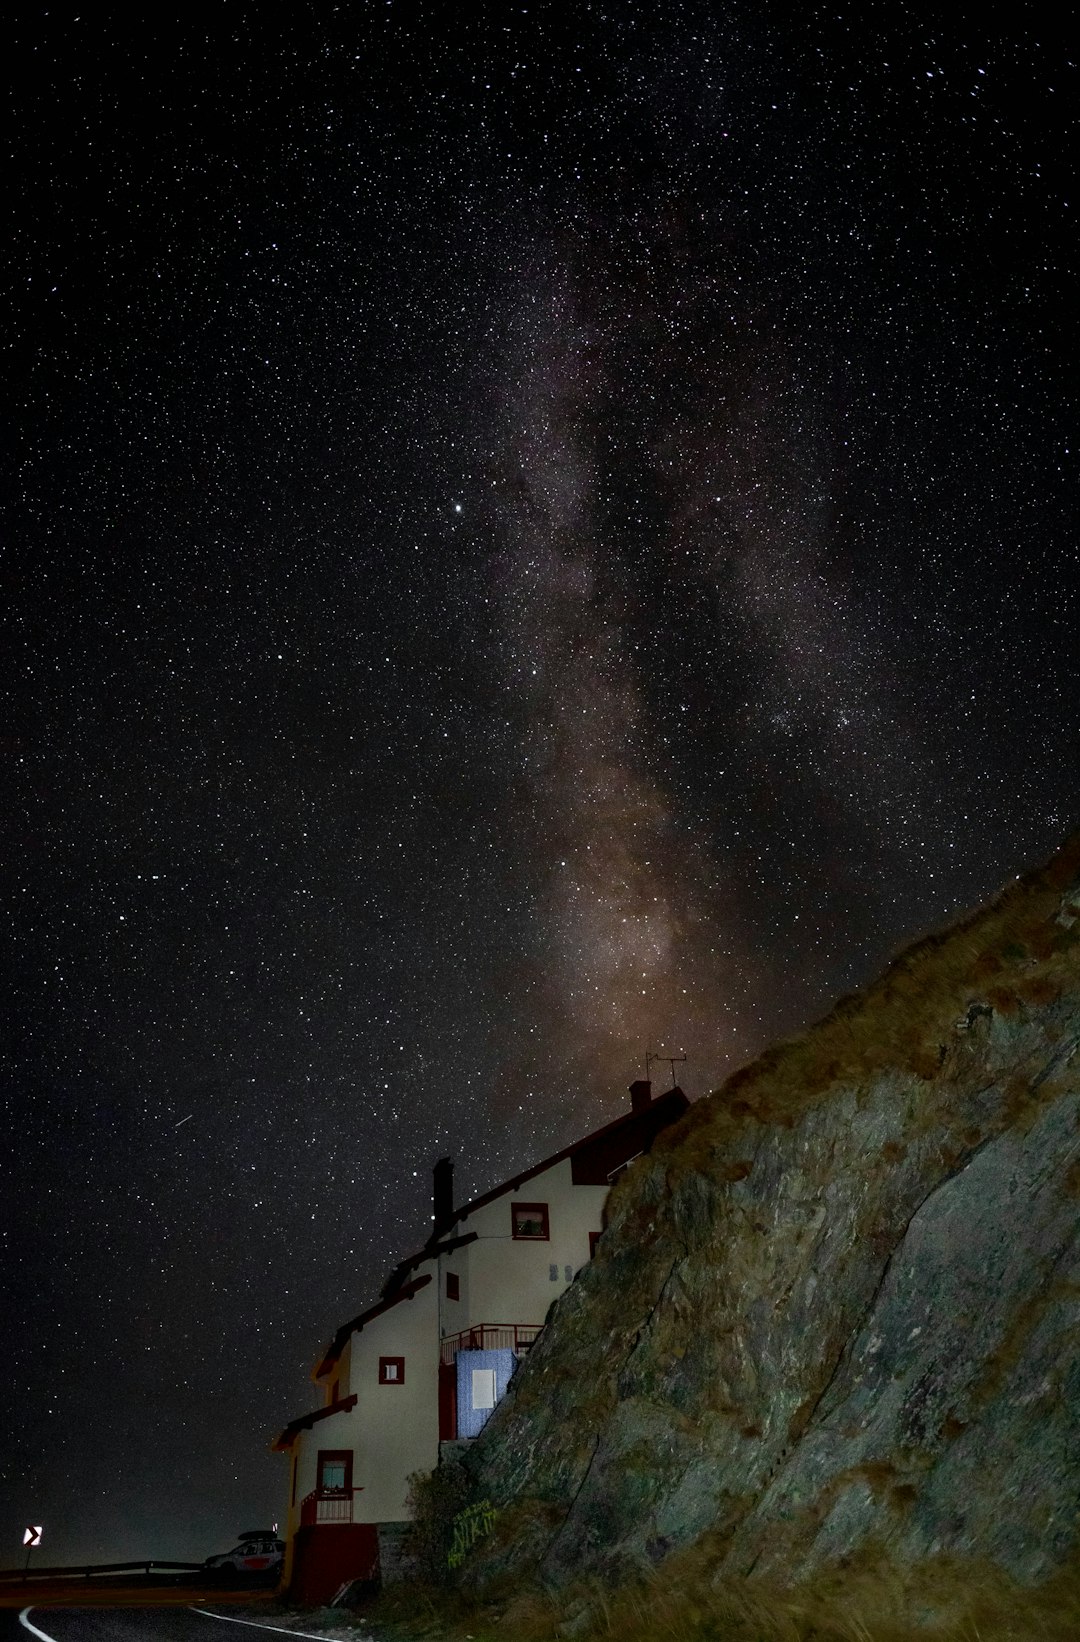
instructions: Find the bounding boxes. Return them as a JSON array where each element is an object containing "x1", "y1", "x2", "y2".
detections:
[
  {"x1": 299, "y1": 1487, "x2": 356, "y2": 1526},
  {"x1": 440, "y1": 1323, "x2": 542, "y2": 1366}
]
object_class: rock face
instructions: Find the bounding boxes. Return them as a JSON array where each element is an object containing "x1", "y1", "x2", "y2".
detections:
[{"x1": 459, "y1": 840, "x2": 1080, "y2": 1590}]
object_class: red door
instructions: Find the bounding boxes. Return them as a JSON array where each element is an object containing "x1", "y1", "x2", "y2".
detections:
[{"x1": 438, "y1": 1361, "x2": 457, "y2": 1440}]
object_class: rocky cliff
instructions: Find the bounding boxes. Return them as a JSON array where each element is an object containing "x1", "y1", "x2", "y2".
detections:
[{"x1": 457, "y1": 838, "x2": 1080, "y2": 1592}]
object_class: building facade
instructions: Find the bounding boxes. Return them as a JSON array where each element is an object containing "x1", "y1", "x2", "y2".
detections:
[{"x1": 272, "y1": 1081, "x2": 689, "y2": 1602}]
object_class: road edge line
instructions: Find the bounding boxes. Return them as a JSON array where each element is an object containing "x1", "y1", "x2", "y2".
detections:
[
  {"x1": 19, "y1": 1612, "x2": 57, "y2": 1642},
  {"x1": 191, "y1": 1608, "x2": 361, "y2": 1641}
]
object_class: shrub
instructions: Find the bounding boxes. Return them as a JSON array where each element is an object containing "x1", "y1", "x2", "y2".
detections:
[{"x1": 405, "y1": 1457, "x2": 477, "y2": 1585}]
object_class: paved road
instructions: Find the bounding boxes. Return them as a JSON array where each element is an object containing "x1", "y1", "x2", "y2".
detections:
[{"x1": 1, "y1": 1608, "x2": 352, "y2": 1642}]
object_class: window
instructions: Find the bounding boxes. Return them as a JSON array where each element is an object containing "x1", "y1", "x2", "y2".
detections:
[
  {"x1": 589, "y1": 1231, "x2": 602, "y2": 1258},
  {"x1": 472, "y1": 1368, "x2": 497, "y2": 1410},
  {"x1": 511, "y1": 1201, "x2": 549, "y2": 1240},
  {"x1": 317, "y1": 1450, "x2": 352, "y2": 1493},
  {"x1": 446, "y1": 1271, "x2": 460, "y2": 1301},
  {"x1": 379, "y1": 1355, "x2": 405, "y2": 1384}
]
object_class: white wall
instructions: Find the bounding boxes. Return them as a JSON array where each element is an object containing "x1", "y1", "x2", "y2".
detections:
[
  {"x1": 348, "y1": 1276, "x2": 440, "y2": 1522},
  {"x1": 327, "y1": 1338, "x2": 352, "y2": 1403},
  {"x1": 284, "y1": 1151, "x2": 615, "y2": 1559},
  {"x1": 456, "y1": 1160, "x2": 607, "y2": 1330},
  {"x1": 436, "y1": 1243, "x2": 469, "y2": 1341},
  {"x1": 283, "y1": 1401, "x2": 360, "y2": 1559},
  {"x1": 283, "y1": 1275, "x2": 441, "y2": 1539},
  {"x1": 289, "y1": 1400, "x2": 359, "y2": 1524}
]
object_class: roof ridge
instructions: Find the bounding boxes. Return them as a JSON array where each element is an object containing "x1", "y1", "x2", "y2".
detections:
[{"x1": 308, "y1": 1089, "x2": 691, "y2": 1379}]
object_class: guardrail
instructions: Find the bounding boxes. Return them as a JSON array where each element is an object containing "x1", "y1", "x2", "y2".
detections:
[
  {"x1": 300, "y1": 1485, "x2": 360, "y2": 1526},
  {"x1": 0, "y1": 1560, "x2": 207, "y2": 1583},
  {"x1": 439, "y1": 1323, "x2": 542, "y2": 1365}
]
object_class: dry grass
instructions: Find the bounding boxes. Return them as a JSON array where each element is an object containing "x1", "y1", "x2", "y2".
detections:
[
  {"x1": 634, "y1": 833, "x2": 1080, "y2": 1187},
  {"x1": 371, "y1": 1546, "x2": 1080, "y2": 1642}
]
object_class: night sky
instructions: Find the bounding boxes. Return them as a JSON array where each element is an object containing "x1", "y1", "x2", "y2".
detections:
[{"x1": 2, "y1": 2, "x2": 1078, "y2": 1567}]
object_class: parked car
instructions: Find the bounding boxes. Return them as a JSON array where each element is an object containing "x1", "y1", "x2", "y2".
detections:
[{"x1": 205, "y1": 1530, "x2": 284, "y2": 1576}]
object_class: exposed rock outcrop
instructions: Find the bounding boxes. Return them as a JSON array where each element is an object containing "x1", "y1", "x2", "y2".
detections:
[{"x1": 458, "y1": 838, "x2": 1080, "y2": 1590}]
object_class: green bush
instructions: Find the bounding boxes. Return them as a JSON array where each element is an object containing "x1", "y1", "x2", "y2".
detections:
[{"x1": 405, "y1": 1457, "x2": 477, "y2": 1584}]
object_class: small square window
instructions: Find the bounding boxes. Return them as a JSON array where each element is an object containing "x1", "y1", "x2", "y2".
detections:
[
  {"x1": 379, "y1": 1356, "x2": 405, "y2": 1384},
  {"x1": 446, "y1": 1271, "x2": 460, "y2": 1301},
  {"x1": 512, "y1": 1201, "x2": 549, "y2": 1240}
]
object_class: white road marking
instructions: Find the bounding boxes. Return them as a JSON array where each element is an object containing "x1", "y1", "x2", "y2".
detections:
[
  {"x1": 191, "y1": 1610, "x2": 367, "y2": 1642},
  {"x1": 20, "y1": 1603, "x2": 364, "y2": 1642},
  {"x1": 20, "y1": 1613, "x2": 58, "y2": 1642}
]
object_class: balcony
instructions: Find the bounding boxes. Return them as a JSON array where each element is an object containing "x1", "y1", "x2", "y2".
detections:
[
  {"x1": 299, "y1": 1487, "x2": 356, "y2": 1526},
  {"x1": 440, "y1": 1323, "x2": 542, "y2": 1366}
]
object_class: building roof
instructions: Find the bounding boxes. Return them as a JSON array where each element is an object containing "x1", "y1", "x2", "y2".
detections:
[
  {"x1": 272, "y1": 1392, "x2": 358, "y2": 1452},
  {"x1": 309, "y1": 1087, "x2": 689, "y2": 1382},
  {"x1": 429, "y1": 1085, "x2": 688, "y2": 1234},
  {"x1": 313, "y1": 1273, "x2": 431, "y2": 1380},
  {"x1": 383, "y1": 1087, "x2": 690, "y2": 1299}
]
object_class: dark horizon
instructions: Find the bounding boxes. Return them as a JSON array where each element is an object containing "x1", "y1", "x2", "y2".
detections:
[{"x1": 2, "y1": 3, "x2": 1078, "y2": 1567}]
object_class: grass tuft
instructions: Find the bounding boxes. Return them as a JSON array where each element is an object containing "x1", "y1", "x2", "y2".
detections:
[
  {"x1": 369, "y1": 1547, "x2": 1080, "y2": 1642},
  {"x1": 631, "y1": 831, "x2": 1080, "y2": 1192}
]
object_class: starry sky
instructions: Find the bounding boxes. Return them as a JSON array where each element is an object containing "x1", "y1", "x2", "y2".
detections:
[{"x1": 2, "y1": 1, "x2": 1078, "y2": 1568}]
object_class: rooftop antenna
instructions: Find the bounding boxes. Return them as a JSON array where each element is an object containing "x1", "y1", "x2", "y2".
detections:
[{"x1": 647, "y1": 1048, "x2": 687, "y2": 1090}]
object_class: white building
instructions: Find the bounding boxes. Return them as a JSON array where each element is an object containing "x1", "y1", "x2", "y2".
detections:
[{"x1": 272, "y1": 1081, "x2": 689, "y2": 1602}]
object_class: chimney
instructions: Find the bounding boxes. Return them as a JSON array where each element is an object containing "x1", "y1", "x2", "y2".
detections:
[
  {"x1": 432, "y1": 1156, "x2": 454, "y2": 1235},
  {"x1": 629, "y1": 1079, "x2": 652, "y2": 1114}
]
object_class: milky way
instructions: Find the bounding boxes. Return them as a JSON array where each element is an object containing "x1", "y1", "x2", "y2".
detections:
[
  {"x1": 486, "y1": 265, "x2": 748, "y2": 1100},
  {"x1": 1, "y1": 4, "x2": 1077, "y2": 1565}
]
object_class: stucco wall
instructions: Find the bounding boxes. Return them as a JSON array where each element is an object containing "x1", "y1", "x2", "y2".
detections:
[
  {"x1": 330, "y1": 1338, "x2": 352, "y2": 1403},
  {"x1": 458, "y1": 1159, "x2": 607, "y2": 1328},
  {"x1": 284, "y1": 1277, "x2": 440, "y2": 1544},
  {"x1": 283, "y1": 1134, "x2": 631, "y2": 1563},
  {"x1": 284, "y1": 1398, "x2": 360, "y2": 1563},
  {"x1": 348, "y1": 1277, "x2": 440, "y2": 1521},
  {"x1": 438, "y1": 1243, "x2": 470, "y2": 1340}
]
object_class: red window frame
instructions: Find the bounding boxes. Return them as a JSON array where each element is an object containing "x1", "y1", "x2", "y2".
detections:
[
  {"x1": 511, "y1": 1201, "x2": 550, "y2": 1240},
  {"x1": 378, "y1": 1355, "x2": 405, "y2": 1384},
  {"x1": 317, "y1": 1448, "x2": 353, "y2": 1493},
  {"x1": 446, "y1": 1270, "x2": 460, "y2": 1301}
]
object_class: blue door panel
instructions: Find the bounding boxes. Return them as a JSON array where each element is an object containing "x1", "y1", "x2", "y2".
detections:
[{"x1": 456, "y1": 1348, "x2": 515, "y2": 1437}]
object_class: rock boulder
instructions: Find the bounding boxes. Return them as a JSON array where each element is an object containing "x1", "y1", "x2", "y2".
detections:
[{"x1": 459, "y1": 838, "x2": 1080, "y2": 1590}]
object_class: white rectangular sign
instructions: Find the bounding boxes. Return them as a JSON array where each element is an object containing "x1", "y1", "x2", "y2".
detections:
[{"x1": 471, "y1": 1368, "x2": 496, "y2": 1410}]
